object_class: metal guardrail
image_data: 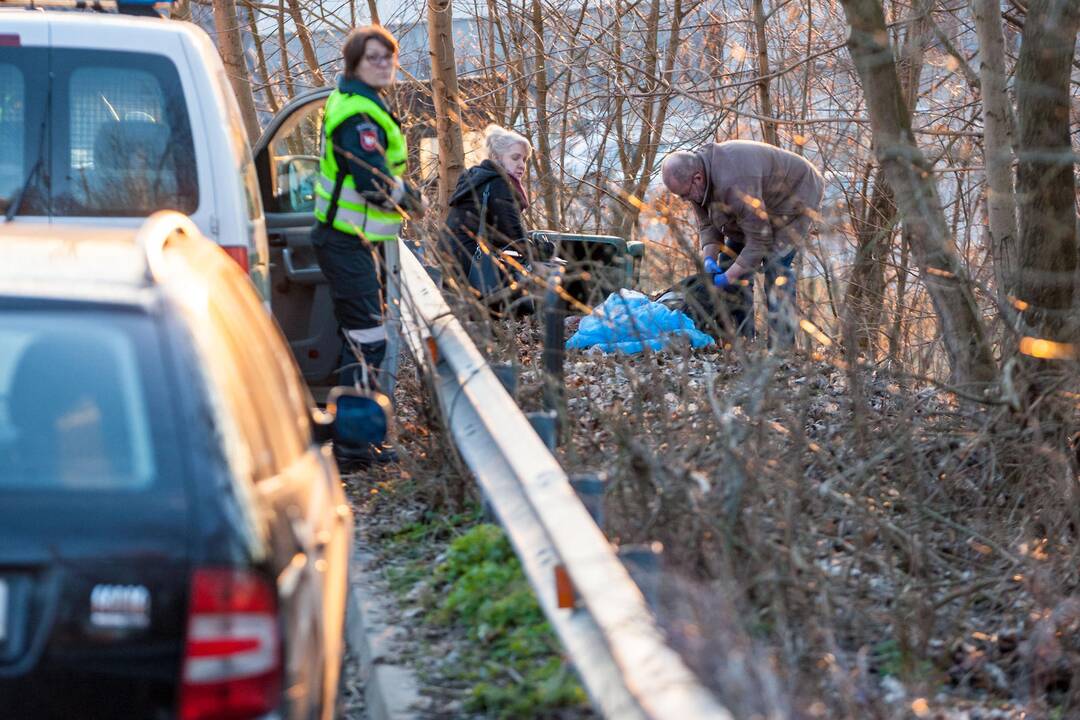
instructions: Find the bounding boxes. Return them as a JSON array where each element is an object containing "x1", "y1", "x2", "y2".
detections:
[{"x1": 395, "y1": 241, "x2": 733, "y2": 720}]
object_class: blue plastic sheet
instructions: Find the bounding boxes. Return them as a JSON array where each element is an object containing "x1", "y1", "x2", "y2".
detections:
[{"x1": 566, "y1": 290, "x2": 715, "y2": 354}]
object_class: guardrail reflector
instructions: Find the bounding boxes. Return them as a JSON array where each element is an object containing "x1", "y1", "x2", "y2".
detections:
[
  {"x1": 555, "y1": 564, "x2": 576, "y2": 609},
  {"x1": 425, "y1": 336, "x2": 439, "y2": 365}
]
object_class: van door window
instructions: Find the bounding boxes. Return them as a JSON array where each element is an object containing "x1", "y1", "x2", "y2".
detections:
[
  {"x1": 266, "y1": 99, "x2": 324, "y2": 213},
  {"x1": 56, "y1": 53, "x2": 198, "y2": 216}
]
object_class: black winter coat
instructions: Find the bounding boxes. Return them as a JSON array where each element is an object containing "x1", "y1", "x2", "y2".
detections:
[{"x1": 440, "y1": 160, "x2": 531, "y2": 274}]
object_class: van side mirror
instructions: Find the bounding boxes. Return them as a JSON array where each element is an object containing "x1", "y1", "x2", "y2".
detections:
[{"x1": 322, "y1": 387, "x2": 391, "y2": 448}]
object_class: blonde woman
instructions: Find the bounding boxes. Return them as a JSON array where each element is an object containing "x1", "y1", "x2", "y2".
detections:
[{"x1": 440, "y1": 125, "x2": 554, "y2": 290}]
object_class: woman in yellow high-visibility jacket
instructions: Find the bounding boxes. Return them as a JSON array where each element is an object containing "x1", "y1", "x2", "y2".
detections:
[{"x1": 312, "y1": 25, "x2": 423, "y2": 466}]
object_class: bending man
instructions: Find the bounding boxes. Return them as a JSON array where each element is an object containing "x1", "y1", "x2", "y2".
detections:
[{"x1": 661, "y1": 140, "x2": 824, "y2": 348}]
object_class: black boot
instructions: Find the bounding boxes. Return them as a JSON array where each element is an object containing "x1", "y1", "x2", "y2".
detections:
[{"x1": 333, "y1": 441, "x2": 399, "y2": 471}]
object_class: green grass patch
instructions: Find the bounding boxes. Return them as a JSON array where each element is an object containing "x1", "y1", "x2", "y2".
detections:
[{"x1": 431, "y1": 524, "x2": 589, "y2": 718}]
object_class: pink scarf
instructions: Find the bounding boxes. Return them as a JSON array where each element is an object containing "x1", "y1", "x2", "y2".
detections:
[{"x1": 507, "y1": 173, "x2": 530, "y2": 212}]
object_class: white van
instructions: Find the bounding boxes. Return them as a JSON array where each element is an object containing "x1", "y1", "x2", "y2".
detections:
[
  {"x1": 0, "y1": 3, "x2": 346, "y2": 383},
  {"x1": 0, "y1": 4, "x2": 268, "y2": 293}
]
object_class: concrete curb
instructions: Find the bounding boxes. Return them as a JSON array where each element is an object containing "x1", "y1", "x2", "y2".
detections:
[{"x1": 346, "y1": 548, "x2": 423, "y2": 720}]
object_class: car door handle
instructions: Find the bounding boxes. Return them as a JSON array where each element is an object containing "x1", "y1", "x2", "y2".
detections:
[{"x1": 282, "y1": 247, "x2": 325, "y2": 285}]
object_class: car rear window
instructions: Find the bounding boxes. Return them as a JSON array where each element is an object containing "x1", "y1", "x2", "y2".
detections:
[
  {"x1": 0, "y1": 309, "x2": 168, "y2": 491},
  {"x1": 0, "y1": 46, "x2": 198, "y2": 218}
]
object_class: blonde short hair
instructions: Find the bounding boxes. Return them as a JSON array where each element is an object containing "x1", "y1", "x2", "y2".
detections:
[{"x1": 484, "y1": 124, "x2": 532, "y2": 161}]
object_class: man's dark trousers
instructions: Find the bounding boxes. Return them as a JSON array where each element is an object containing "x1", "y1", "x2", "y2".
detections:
[{"x1": 719, "y1": 236, "x2": 798, "y2": 348}]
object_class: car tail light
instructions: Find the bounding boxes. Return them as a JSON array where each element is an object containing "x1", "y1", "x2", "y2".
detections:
[
  {"x1": 178, "y1": 568, "x2": 281, "y2": 720},
  {"x1": 222, "y1": 246, "x2": 250, "y2": 272}
]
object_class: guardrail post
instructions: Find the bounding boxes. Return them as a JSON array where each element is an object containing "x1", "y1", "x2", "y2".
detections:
[
  {"x1": 569, "y1": 473, "x2": 606, "y2": 526},
  {"x1": 618, "y1": 543, "x2": 664, "y2": 612},
  {"x1": 542, "y1": 281, "x2": 567, "y2": 438},
  {"x1": 380, "y1": 237, "x2": 403, "y2": 399},
  {"x1": 491, "y1": 362, "x2": 517, "y2": 397},
  {"x1": 526, "y1": 410, "x2": 558, "y2": 451}
]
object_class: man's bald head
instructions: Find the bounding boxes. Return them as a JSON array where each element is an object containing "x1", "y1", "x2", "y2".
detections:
[{"x1": 661, "y1": 151, "x2": 705, "y2": 203}]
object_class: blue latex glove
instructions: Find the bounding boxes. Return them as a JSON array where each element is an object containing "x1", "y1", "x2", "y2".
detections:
[{"x1": 703, "y1": 256, "x2": 733, "y2": 289}]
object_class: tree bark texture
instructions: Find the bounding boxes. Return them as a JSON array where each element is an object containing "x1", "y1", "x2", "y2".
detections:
[
  {"x1": 839, "y1": 0, "x2": 998, "y2": 390},
  {"x1": 212, "y1": 0, "x2": 261, "y2": 143},
  {"x1": 845, "y1": 170, "x2": 897, "y2": 354},
  {"x1": 1014, "y1": 0, "x2": 1080, "y2": 344},
  {"x1": 971, "y1": 0, "x2": 1019, "y2": 301},
  {"x1": 752, "y1": 0, "x2": 779, "y2": 146},
  {"x1": 427, "y1": 0, "x2": 467, "y2": 212},
  {"x1": 611, "y1": 0, "x2": 684, "y2": 240},
  {"x1": 844, "y1": 4, "x2": 932, "y2": 356},
  {"x1": 530, "y1": 0, "x2": 560, "y2": 228},
  {"x1": 275, "y1": 0, "x2": 296, "y2": 101},
  {"x1": 242, "y1": 0, "x2": 280, "y2": 115},
  {"x1": 285, "y1": 0, "x2": 327, "y2": 88}
]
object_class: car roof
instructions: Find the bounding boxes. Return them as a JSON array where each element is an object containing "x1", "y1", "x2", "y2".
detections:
[
  {"x1": 0, "y1": 222, "x2": 157, "y2": 306},
  {"x1": 0, "y1": 7, "x2": 204, "y2": 41}
]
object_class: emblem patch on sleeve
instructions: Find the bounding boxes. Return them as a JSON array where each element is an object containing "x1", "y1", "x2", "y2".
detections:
[{"x1": 357, "y1": 122, "x2": 379, "y2": 152}]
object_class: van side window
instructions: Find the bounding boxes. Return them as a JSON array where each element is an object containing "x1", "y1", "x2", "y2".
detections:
[{"x1": 0, "y1": 63, "x2": 25, "y2": 208}]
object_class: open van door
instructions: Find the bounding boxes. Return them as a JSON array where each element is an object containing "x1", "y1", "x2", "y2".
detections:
[{"x1": 253, "y1": 89, "x2": 338, "y2": 386}]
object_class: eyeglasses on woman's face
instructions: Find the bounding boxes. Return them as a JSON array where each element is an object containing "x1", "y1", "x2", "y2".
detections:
[{"x1": 363, "y1": 52, "x2": 397, "y2": 67}]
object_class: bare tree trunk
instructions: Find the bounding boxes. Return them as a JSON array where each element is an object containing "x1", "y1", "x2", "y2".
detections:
[
  {"x1": 887, "y1": 230, "x2": 911, "y2": 363},
  {"x1": 751, "y1": 0, "x2": 779, "y2": 146},
  {"x1": 630, "y1": 0, "x2": 683, "y2": 204},
  {"x1": 839, "y1": 0, "x2": 998, "y2": 390},
  {"x1": 172, "y1": 0, "x2": 191, "y2": 22},
  {"x1": 530, "y1": 0, "x2": 560, "y2": 228},
  {"x1": 242, "y1": 0, "x2": 280, "y2": 115},
  {"x1": 611, "y1": 0, "x2": 684, "y2": 239},
  {"x1": 1014, "y1": 0, "x2": 1080, "y2": 353},
  {"x1": 484, "y1": 0, "x2": 506, "y2": 123},
  {"x1": 845, "y1": 173, "x2": 898, "y2": 354},
  {"x1": 212, "y1": 0, "x2": 261, "y2": 142},
  {"x1": 366, "y1": 0, "x2": 379, "y2": 24},
  {"x1": 277, "y1": 0, "x2": 297, "y2": 100},
  {"x1": 285, "y1": 0, "x2": 327, "y2": 87},
  {"x1": 843, "y1": 4, "x2": 932, "y2": 356},
  {"x1": 1008, "y1": 0, "x2": 1080, "y2": 489},
  {"x1": 971, "y1": 0, "x2": 1019, "y2": 299},
  {"x1": 796, "y1": 0, "x2": 813, "y2": 156},
  {"x1": 427, "y1": 0, "x2": 467, "y2": 212}
]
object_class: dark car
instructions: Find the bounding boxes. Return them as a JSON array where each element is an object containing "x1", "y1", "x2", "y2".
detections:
[{"x1": 0, "y1": 212, "x2": 381, "y2": 719}]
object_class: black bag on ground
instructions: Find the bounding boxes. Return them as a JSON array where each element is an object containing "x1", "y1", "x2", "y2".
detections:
[{"x1": 654, "y1": 274, "x2": 754, "y2": 340}]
